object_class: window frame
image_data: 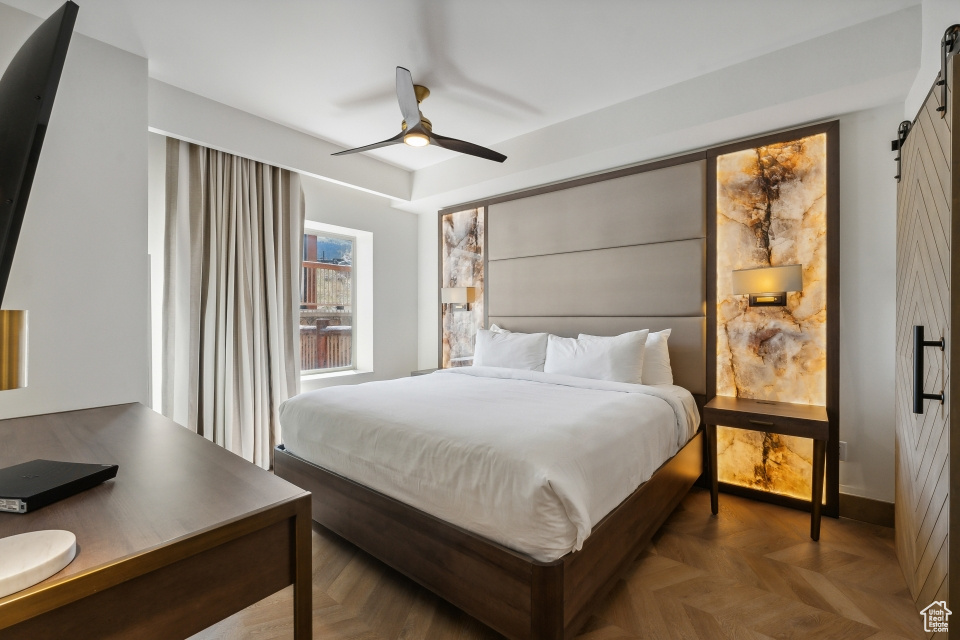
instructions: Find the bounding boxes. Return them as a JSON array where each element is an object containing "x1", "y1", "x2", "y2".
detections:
[{"x1": 299, "y1": 226, "x2": 358, "y2": 376}]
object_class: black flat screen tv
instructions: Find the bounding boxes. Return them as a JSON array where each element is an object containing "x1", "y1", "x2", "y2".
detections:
[{"x1": 0, "y1": 1, "x2": 78, "y2": 307}]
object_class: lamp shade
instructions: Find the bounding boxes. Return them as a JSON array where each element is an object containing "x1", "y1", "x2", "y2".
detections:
[
  {"x1": 441, "y1": 287, "x2": 477, "y2": 304},
  {"x1": 731, "y1": 265, "x2": 803, "y2": 295},
  {"x1": 0, "y1": 310, "x2": 27, "y2": 390}
]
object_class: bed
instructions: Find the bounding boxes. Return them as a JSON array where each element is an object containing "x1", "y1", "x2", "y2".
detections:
[
  {"x1": 276, "y1": 366, "x2": 704, "y2": 640},
  {"x1": 280, "y1": 366, "x2": 699, "y2": 563},
  {"x1": 276, "y1": 153, "x2": 709, "y2": 639}
]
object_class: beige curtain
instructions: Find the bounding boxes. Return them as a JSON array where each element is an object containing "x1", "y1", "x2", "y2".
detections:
[{"x1": 162, "y1": 138, "x2": 303, "y2": 469}]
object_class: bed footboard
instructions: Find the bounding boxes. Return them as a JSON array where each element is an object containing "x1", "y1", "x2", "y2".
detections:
[{"x1": 274, "y1": 430, "x2": 703, "y2": 640}]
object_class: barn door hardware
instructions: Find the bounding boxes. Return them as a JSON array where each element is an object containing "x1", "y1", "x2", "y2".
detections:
[
  {"x1": 893, "y1": 120, "x2": 911, "y2": 181},
  {"x1": 937, "y1": 24, "x2": 960, "y2": 117},
  {"x1": 913, "y1": 325, "x2": 945, "y2": 414}
]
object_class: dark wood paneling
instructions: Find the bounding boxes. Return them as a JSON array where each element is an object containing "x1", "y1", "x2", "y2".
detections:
[
  {"x1": 825, "y1": 120, "x2": 841, "y2": 521},
  {"x1": 839, "y1": 493, "x2": 895, "y2": 528},
  {"x1": 3, "y1": 516, "x2": 293, "y2": 640},
  {"x1": 704, "y1": 397, "x2": 829, "y2": 441},
  {"x1": 531, "y1": 563, "x2": 563, "y2": 640},
  {"x1": 705, "y1": 153, "x2": 718, "y2": 403}
]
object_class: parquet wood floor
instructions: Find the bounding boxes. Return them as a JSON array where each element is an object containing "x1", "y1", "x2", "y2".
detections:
[{"x1": 190, "y1": 488, "x2": 925, "y2": 640}]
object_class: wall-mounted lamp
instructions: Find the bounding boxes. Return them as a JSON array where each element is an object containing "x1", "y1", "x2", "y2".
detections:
[
  {"x1": 441, "y1": 287, "x2": 476, "y2": 312},
  {"x1": 0, "y1": 310, "x2": 28, "y2": 390},
  {"x1": 731, "y1": 265, "x2": 802, "y2": 307}
]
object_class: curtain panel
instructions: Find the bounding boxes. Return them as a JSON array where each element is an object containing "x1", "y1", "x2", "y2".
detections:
[{"x1": 162, "y1": 138, "x2": 303, "y2": 468}]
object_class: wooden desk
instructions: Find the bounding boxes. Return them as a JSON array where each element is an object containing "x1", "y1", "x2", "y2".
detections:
[
  {"x1": 703, "y1": 396, "x2": 829, "y2": 541},
  {"x1": 0, "y1": 404, "x2": 312, "y2": 639}
]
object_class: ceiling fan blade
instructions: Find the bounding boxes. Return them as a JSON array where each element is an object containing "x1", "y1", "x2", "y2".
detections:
[
  {"x1": 331, "y1": 130, "x2": 405, "y2": 156},
  {"x1": 430, "y1": 133, "x2": 507, "y2": 163},
  {"x1": 396, "y1": 66, "x2": 421, "y2": 128}
]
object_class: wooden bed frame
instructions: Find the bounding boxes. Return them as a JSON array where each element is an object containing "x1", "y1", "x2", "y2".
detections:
[
  {"x1": 274, "y1": 414, "x2": 704, "y2": 640},
  {"x1": 277, "y1": 149, "x2": 711, "y2": 639}
]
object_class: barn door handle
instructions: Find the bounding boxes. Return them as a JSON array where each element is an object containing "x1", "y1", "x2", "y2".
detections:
[{"x1": 914, "y1": 325, "x2": 945, "y2": 414}]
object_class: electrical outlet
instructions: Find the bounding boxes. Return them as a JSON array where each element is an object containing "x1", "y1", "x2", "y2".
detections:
[{"x1": 838, "y1": 441, "x2": 848, "y2": 462}]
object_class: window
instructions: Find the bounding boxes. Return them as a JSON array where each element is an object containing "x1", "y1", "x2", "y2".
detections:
[{"x1": 300, "y1": 229, "x2": 355, "y2": 373}]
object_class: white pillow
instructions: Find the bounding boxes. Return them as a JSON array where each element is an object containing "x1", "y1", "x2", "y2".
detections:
[
  {"x1": 544, "y1": 330, "x2": 648, "y2": 383},
  {"x1": 474, "y1": 329, "x2": 548, "y2": 371},
  {"x1": 472, "y1": 323, "x2": 514, "y2": 364},
  {"x1": 641, "y1": 329, "x2": 673, "y2": 385},
  {"x1": 579, "y1": 328, "x2": 673, "y2": 385}
]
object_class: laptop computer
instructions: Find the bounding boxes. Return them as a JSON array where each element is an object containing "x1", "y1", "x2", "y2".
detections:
[{"x1": 0, "y1": 459, "x2": 119, "y2": 513}]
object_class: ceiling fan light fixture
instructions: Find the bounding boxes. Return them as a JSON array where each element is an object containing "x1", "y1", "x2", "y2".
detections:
[
  {"x1": 403, "y1": 132, "x2": 430, "y2": 147},
  {"x1": 331, "y1": 67, "x2": 506, "y2": 163}
]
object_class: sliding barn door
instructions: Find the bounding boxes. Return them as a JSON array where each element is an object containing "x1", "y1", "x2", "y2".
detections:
[{"x1": 895, "y1": 53, "x2": 959, "y2": 632}]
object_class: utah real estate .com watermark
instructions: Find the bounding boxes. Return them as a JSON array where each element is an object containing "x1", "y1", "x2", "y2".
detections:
[{"x1": 921, "y1": 601, "x2": 951, "y2": 633}]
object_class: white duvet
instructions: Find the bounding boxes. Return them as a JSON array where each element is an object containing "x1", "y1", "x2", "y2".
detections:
[{"x1": 279, "y1": 366, "x2": 699, "y2": 562}]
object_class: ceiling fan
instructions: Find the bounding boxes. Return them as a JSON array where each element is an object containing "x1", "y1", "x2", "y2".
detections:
[{"x1": 332, "y1": 67, "x2": 507, "y2": 163}]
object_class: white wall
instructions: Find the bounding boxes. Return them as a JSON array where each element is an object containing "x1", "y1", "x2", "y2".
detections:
[
  {"x1": 0, "y1": 3, "x2": 149, "y2": 419},
  {"x1": 301, "y1": 176, "x2": 419, "y2": 391},
  {"x1": 417, "y1": 211, "x2": 439, "y2": 369},
  {"x1": 837, "y1": 103, "x2": 903, "y2": 502}
]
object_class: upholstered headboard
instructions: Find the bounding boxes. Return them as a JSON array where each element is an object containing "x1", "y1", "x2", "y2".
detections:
[{"x1": 483, "y1": 156, "x2": 708, "y2": 394}]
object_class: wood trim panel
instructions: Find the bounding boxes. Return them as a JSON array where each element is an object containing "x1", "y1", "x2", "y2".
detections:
[
  {"x1": 0, "y1": 499, "x2": 305, "y2": 629},
  {"x1": 0, "y1": 497, "x2": 310, "y2": 637},
  {"x1": 703, "y1": 397, "x2": 829, "y2": 441},
  {"x1": 839, "y1": 493, "x2": 895, "y2": 528},
  {"x1": 705, "y1": 154, "x2": 718, "y2": 404},
  {"x1": 3, "y1": 510, "x2": 296, "y2": 639},
  {"x1": 825, "y1": 120, "x2": 841, "y2": 521},
  {"x1": 275, "y1": 432, "x2": 703, "y2": 640}
]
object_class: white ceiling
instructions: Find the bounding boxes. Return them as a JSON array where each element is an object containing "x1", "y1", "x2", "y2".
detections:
[{"x1": 7, "y1": 0, "x2": 920, "y2": 171}]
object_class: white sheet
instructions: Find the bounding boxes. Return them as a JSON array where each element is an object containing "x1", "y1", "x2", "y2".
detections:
[{"x1": 279, "y1": 366, "x2": 699, "y2": 562}]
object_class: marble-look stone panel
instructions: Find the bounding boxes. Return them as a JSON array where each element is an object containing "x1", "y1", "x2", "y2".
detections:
[
  {"x1": 717, "y1": 426, "x2": 813, "y2": 500},
  {"x1": 441, "y1": 208, "x2": 485, "y2": 368},
  {"x1": 715, "y1": 133, "x2": 827, "y2": 500}
]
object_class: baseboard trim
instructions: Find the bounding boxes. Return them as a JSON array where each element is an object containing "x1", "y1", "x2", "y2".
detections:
[{"x1": 839, "y1": 493, "x2": 894, "y2": 528}]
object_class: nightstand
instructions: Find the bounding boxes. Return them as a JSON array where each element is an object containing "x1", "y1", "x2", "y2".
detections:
[
  {"x1": 411, "y1": 368, "x2": 439, "y2": 376},
  {"x1": 703, "y1": 396, "x2": 829, "y2": 540}
]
